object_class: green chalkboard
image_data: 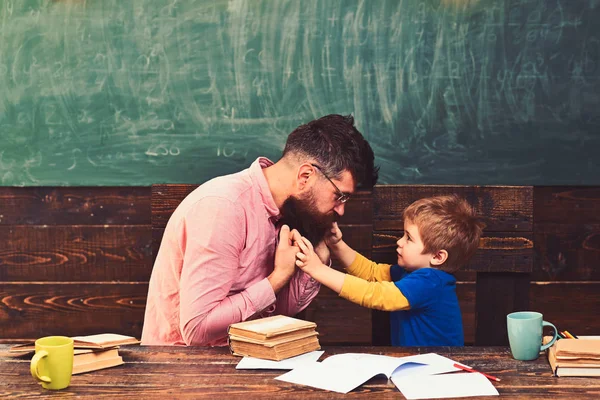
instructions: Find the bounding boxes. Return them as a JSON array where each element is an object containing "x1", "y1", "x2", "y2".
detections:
[{"x1": 1, "y1": 0, "x2": 599, "y2": 185}]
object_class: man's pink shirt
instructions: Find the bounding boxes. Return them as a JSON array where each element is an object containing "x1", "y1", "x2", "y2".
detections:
[{"x1": 141, "y1": 157, "x2": 320, "y2": 346}]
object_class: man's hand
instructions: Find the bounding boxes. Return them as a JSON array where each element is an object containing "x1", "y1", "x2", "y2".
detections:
[
  {"x1": 324, "y1": 222, "x2": 343, "y2": 248},
  {"x1": 269, "y1": 225, "x2": 301, "y2": 293}
]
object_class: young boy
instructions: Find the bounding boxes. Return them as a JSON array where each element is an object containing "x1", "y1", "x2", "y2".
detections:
[{"x1": 295, "y1": 195, "x2": 484, "y2": 346}]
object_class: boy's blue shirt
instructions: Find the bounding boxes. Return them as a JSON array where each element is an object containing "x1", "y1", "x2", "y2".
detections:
[{"x1": 389, "y1": 265, "x2": 464, "y2": 346}]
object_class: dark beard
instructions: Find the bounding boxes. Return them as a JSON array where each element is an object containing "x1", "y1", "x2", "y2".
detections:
[{"x1": 279, "y1": 195, "x2": 338, "y2": 244}]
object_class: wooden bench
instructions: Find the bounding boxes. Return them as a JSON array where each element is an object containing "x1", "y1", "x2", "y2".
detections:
[{"x1": 1, "y1": 185, "x2": 599, "y2": 345}]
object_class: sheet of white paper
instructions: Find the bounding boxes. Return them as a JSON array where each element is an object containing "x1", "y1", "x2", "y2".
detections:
[
  {"x1": 235, "y1": 351, "x2": 324, "y2": 370},
  {"x1": 392, "y1": 372, "x2": 499, "y2": 399},
  {"x1": 275, "y1": 352, "x2": 463, "y2": 394},
  {"x1": 276, "y1": 361, "x2": 385, "y2": 394}
]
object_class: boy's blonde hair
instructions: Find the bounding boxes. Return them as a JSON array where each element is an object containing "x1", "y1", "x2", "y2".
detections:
[{"x1": 403, "y1": 195, "x2": 485, "y2": 272}]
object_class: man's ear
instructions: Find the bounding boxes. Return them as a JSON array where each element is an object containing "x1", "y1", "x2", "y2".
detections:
[
  {"x1": 430, "y1": 249, "x2": 448, "y2": 266},
  {"x1": 296, "y1": 163, "x2": 315, "y2": 191}
]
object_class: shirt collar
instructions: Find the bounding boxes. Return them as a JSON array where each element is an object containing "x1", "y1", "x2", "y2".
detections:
[{"x1": 249, "y1": 157, "x2": 281, "y2": 221}]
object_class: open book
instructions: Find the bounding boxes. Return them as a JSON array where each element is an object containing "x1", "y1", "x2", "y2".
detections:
[
  {"x1": 276, "y1": 352, "x2": 498, "y2": 397},
  {"x1": 9, "y1": 333, "x2": 140, "y2": 356}
]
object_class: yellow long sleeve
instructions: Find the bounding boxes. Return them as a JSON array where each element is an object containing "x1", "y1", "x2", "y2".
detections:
[
  {"x1": 346, "y1": 253, "x2": 392, "y2": 282},
  {"x1": 340, "y1": 253, "x2": 410, "y2": 311}
]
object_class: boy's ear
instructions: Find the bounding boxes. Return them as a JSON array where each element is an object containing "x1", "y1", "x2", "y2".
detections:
[{"x1": 430, "y1": 249, "x2": 448, "y2": 266}]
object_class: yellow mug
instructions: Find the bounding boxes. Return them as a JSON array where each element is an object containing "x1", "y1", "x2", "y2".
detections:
[{"x1": 30, "y1": 336, "x2": 74, "y2": 390}]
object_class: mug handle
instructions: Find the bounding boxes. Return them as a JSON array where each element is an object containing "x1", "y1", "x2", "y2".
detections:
[
  {"x1": 540, "y1": 321, "x2": 559, "y2": 351},
  {"x1": 30, "y1": 350, "x2": 52, "y2": 383}
]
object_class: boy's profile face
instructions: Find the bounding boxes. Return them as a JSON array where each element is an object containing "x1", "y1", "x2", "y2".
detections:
[{"x1": 395, "y1": 221, "x2": 435, "y2": 271}]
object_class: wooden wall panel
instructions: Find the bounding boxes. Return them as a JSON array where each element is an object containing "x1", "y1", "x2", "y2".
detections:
[
  {"x1": 475, "y1": 273, "x2": 530, "y2": 345},
  {"x1": 0, "y1": 283, "x2": 148, "y2": 341},
  {"x1": 0, "y1": 226, "x2": 152, "y2": 281},
  {"x1": 0, "y1": 187, "x2": 152, "y2": 341},
  {"x1": 534, "y1": 187, "x2": 600, "y2": 281},
  {"x1": 0, "y1": 187, "x2": 150, "y2": 225},
  {"x1": 1, "y1": 184, "x2": 598, "y2": 348},
  {"x1": 151, "y1": 184, "x2": 198, "y2": 228},
  {"x1": 529, "y1": 282, "x2": 600, "y2": 336},
  {"x1": 459, "y1": 283, "x2": 476, "y2": 345}
]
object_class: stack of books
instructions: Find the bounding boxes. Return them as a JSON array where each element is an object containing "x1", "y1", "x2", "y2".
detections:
[
  {"x1": 228, "y1": 315, "x2": 321, "y2": 361},
  {"x1": 10, "y1": 333, "x2": 139, "y2": 374},
  {"x1": 545, "y1": 336, "x2": 600, "y2": 377}
]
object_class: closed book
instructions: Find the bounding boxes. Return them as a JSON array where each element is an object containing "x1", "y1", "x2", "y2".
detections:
[
  {"x1": 229, "y1": 329, "x2": 318, "y2": 345},
  {"x1": 230, "y1": 335, "x2": 321, "y2": 361},
  {"x1": 228, "y1": 315, "x2": 317, "y2": 341},
  {"x1": 73, "y1": 355, "x2": 124, "y2": 375},
  {"x1": 74, "y1": 348, "x2": 120, "y2": 365},
  {"x1": 545, "y1": 336, "x2": 600, "y2": 377}
]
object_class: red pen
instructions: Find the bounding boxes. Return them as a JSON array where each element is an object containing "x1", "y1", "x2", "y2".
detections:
[{"x1": 453, "y1": 363, "x2": 501, "y2": 382}]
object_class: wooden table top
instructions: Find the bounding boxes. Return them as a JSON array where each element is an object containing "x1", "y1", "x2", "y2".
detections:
[{"x1": 1, "y1": 345, "x2": 598, "y2": 399}]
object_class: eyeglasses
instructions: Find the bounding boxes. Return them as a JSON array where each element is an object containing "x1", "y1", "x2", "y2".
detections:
[{"x1": 310, "y1": 163, "x2": 351, "y2": 204}]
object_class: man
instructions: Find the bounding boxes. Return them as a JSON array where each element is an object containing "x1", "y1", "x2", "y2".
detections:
[{"x1": 141, "y1": 114, "x2": 378, "y2": 346}]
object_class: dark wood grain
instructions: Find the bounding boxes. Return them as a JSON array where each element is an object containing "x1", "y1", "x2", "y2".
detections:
[
  {"x1": 533, "y1": 224, "x2": 600, "y2": 280},
  {"x1": 1, "y1": 345, "x2": 598, "y2": 399},
  {"x1": 529, "y1": 282, "x2": 600, "y2": 336},
  {"x1": 475, "y1": 273, "x2": 531, "y2": 346},
  {"x1": 373, "y1": 185, "x2": 533, "y2": 232},
  {"x1": 0, "y1": 225, "x2": 152, "y2": 281},
  {"x1": 2, "y1": 183, "x2": 599, "y2": 352},
  {"x1": 151, "y1": 184, "x2": 198, "y2": 228},
  {"x1": 0, "y1": 187, "x2": 150, "y2": 225},
  {"x1": 0, "y1": 283, "x2": 148, "y2": 340},
  {"x1": 534, "y1": 187, "x2": 600, "y2": 225},
  {"x1": 533, "y1": 187, "x2": 600, "y2": 280}
]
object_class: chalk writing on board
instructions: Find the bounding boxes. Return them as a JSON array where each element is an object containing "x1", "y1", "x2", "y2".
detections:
[{"x1": 0, "y1": 0, "x2": 598, "y2": 186}]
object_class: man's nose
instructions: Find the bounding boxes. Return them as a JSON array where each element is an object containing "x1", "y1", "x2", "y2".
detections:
[{"x1": 333, "y1": 202, "x2": 345, "y2": 216}]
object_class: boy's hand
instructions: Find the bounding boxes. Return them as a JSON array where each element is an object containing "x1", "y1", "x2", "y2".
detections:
[
  {"x1": 295, "y1": 236, "x2": 327, "y2": 275},
  {"x1": 324, "y1": 222, "x2": 343, "y2": 247}
]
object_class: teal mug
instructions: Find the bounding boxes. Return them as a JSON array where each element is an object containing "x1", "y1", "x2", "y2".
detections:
[{"x1": 507, "y1": 311, "x2": 558, "y2": 361}]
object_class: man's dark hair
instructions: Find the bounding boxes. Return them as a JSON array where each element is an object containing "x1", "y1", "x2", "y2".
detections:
[{"x1": 282, "y1": 114, "x2": 379, "y2": 188}]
